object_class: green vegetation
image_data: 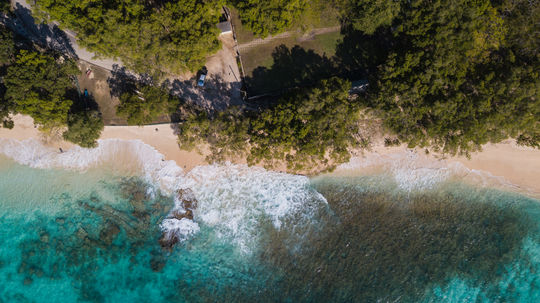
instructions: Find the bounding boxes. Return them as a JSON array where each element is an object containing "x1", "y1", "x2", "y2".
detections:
[
  {"x1": 0, "y1": 25, "x2": 14, "y2": 65},
  {"x1": 179, "y1": 77, "x2": 363, "y2": 172},
  {"x1": 340, "y1": 0, "x2": 401, "y2": 34},
  {"x1": 32, "y1": 0, "x2": 224, "y2": 76},
  {"x1": 63, "y1": 111, "x2": 104, "y2": 148},
  {"x1": 232, "y1": 0, "x2": 307, "y2": 37},
  {"x1": 178, "y1": 107, "x2": 251, "y2": 162},
  {"x1": 0, "y1": 25, "x2": 104, "y2": 146},
  {"x1": 1, "y1": 0, "x2": 537, "y2": 165},
  {"x1": 361, "y1": 0, "x2": 539, "y2": 155},
  {"x1": 117, "y1": 85, "x2": 180, "y2": 126},
  {"x1": 248, "y1": 77, "x2": 361, "y2": 170},
  {"x1": 4, "y1": 50, "x2": 78, "y2": 127},
  {"x1": 0, "y1": 0, "x2": 10, "y2": 13},
  {"x1": 179, "y1": 0, "x2": 538, "y2": 172},
  {"x1": 244, "y1": 44, "x2": 338, "y2": 95},
  {"x1": 231, "y1": 0, "x2": 340, "y2": 38},
  {"x1": 0, "y1": 25, "x2": 15, "y2": 128}
]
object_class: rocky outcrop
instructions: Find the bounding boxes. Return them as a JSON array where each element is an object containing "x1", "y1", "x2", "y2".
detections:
[{"x1": 159, "y1": 189, "x2": 198, "y2": 250}]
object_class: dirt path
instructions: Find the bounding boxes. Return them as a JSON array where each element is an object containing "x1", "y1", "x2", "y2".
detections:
[{"x1": 238, "y1": 26, "x2": 341, "y2": 51}]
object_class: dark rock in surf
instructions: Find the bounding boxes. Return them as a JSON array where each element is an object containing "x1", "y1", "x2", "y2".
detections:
[
  {"x1": 159, "y1": 233, "x2": 179, "y2": 250},
  {"x1": 158, "y1": 188, "x2": 199, "y2": 249},
  {"x1": 170, "y1": 189, "x2": 198, "y2": 221}
]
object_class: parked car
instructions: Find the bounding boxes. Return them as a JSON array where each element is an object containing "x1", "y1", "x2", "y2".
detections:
[{"x1": 197, "y1": 72, "x2": 207, "y2": 87}]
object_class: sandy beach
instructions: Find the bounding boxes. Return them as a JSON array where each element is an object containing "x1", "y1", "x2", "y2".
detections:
[{"x1": 1, "y1": 114, "x2": 539, "y2": 194}]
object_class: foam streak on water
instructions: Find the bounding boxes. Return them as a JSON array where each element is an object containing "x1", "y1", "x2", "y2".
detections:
[
  {"x1": 0, "y1": 138, "x2": 327, "y2": 252},
  {"x1": 1, "y1": 138, "x2": 539, "y2": 302},
  {"x1": 337, "y1": 150, "x2": 525, "y2": 194}
]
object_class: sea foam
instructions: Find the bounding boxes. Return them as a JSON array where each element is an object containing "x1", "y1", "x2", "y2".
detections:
[
  {"x1": 337, "y1": 149, "x2": 520, "y2": 193},
  {"x1": 1, "y1": 139, "x2": 523, "y2": 252},
  {"x1": 0, "y1": 138, "x2": 327, "y2": 252},
  {"x1": 181, "y1": 163, "x2": 328, "y2": 253}
]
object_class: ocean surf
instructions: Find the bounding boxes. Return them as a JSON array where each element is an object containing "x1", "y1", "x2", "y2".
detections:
[{"x1": 0, "y1": 139, "x2": 538, "y2": 302}]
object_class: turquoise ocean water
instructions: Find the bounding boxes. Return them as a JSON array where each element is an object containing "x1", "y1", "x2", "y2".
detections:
[{"x1": 0, "y1": 141, "x2": 539, "y2": 302}]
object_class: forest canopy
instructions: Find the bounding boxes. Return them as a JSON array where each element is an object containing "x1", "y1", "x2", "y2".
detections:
[
  {"x1": 344, "y1": 0, "x2": 540, "y2": 155},
  {"x1": 178, "y1": 77, "x2": 363, "y2": 173},
  {"x1": 0, "y1": 25, "x2": 104, "y2": 146},
  {"x1": 232, "y1": 0, "x2": 307, "y2": 37},
  {"x1": 32, "y1": 0, "x2": 224, "y2": 76},
  {"x1": 176, "y1": 0, "x2": 538, "y2": 172},
  {"x1": 4, "y1": 50, "x2": 78, "y2": 127},
  {"x1": 117, "y1": 84, "x2": 181, "y2": 126}
]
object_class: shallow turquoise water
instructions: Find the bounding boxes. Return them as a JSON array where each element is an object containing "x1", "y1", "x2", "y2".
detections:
[{"x1": 0, "y1": 157, "x2": 539, "y2": 302}]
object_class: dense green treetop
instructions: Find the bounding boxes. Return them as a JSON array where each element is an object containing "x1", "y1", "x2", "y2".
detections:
[
  {"x1": 178, "y1": 107, "x2": 251, "y2": 162},
  {"x1": 4, "y1": 50, "x2": 78, "y2": 127},
  {"x1": 32, "y1": 0, "x2": 224, "y2": 76},
  {"x1": 178, "y1": 77, "x2": 363, "y2": 173},
  {"x1": 63, "y1": 110, "x2": 104, "y2": 148},
  {"x1": 232, "y1": 0, "x2": 307, "y2": 37},
  {"x1": 0, "y1": 26, "x2": 15, "y2": 128},
  {"x1": 0, "y1": 25, "x2": 15, "y2": 65},
  {"x1": 358, "y1": 0, "x2": 539, "y2": 155},
  {"x1": 340, "y1": 0, "x2": 401, "y2": 34},
  {"x1": 117, "y1": 84, "x2": 180, "y2": 126},
  {"x1": 0, "y1": 0, "x2": 10, "y2": 14},
  {"x1": 249, "y1": 77, "x2": 361, "y2": 171},
  {"x1": 499, "y1": 0, "x2": 540, "y2": 58}
]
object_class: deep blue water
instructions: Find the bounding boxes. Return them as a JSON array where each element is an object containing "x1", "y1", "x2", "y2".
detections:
[{"x1": 0, "y1": 157, "x2": 538, "y2": 302}]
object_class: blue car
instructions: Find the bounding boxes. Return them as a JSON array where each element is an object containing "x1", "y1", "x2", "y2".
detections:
[{"x1": 197, "y1": 73, "x2": 206, "y2": 87}]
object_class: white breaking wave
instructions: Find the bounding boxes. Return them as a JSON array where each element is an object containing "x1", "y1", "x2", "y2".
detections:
[
  {"x1": 0, "y1": 138, "x2": 327, "y2": 253},
  {"x1": 160, "y1": 218, "x2": 201, "y2": 243},
  {"x1": 0, "y1": 138, "x2": 185, "y2": 194},
  {"x1": 338, "y1": 150, "x2": 455, "y2": 191},
  {"x1": 2, "y1": 139, "x2": 521, "y2": 252},
  {"x1": 180, "y1": 163, "x2": 328, "y2": 253},
  {"x1": 337, "y1": 149, "x2": 519, "y2": 192}
]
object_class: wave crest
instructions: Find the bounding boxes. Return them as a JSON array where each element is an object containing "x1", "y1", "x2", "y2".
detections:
[{"x1": 0, "y1": 138, "x2": 328, "y2": 253}]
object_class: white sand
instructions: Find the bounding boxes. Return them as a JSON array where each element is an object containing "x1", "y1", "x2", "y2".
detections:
[{"x1": 1, "y1": 114, "x2": 539, "y2": 194}]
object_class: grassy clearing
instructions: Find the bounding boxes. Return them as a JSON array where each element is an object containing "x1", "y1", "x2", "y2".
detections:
[
  {"x1": 230, "y1": 2, "x2": 340, "y2": 44},
  {"x1": 230, "y1": 2, "x2": 342, "y2": 96},
  {"x1": 240, "y1": 31, "x2": 343, "y2": 95}
]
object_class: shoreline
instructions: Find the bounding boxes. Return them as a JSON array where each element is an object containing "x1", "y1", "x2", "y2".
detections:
[{"x1": 1, "y1": 114, "x2": 539, "y2": 195}]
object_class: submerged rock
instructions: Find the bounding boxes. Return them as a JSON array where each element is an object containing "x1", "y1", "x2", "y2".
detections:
[
  {"x1": 150, "y1": 251, "x2": 167, "y2": 272},
  {"x1": 99, "y1": 221, "x2": 121, "y2": 246},
  {"x1": 39, "y1": 232, "x2": 49, "y2": 244}
]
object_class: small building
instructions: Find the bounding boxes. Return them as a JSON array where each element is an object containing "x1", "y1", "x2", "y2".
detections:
[{"x1": 217, "y1": 21, "x2": 232, "y2": 35}]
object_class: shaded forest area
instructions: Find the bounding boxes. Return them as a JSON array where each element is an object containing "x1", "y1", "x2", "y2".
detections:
[{"x1": 179, "y1": 0, "x2": 539, "y2": 172}]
